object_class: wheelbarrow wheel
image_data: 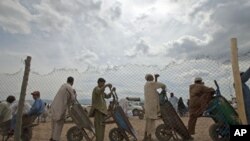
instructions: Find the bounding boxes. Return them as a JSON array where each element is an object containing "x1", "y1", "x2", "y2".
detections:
[
  {"x1": 155, "y1": 124, "x2": 172, "y2": 141},
  {"x1": 132, "y1": 109, "x2": 139, "y2": 116},
  {"x1": 67, "y1": 126, "x2": 84, "y2": 141},
  {"x1": 109, "y1": 128, "x2": 124, "y2": 141},
  {"x1": 21, "y1": 127, "x2": 32, "y2": 141},
  {"x1": 209, "y1": 123, "x2": 229, "y2": 141}
]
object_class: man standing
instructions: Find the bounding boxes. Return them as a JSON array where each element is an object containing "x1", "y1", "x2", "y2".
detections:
[
  {"x1": 169, "y1": 92, "x2": 179, "y2": 112},
  {"x1": 178, "y1": 97, "x2": 188, "y2": 117},
  {"x1": 89, "y1": 78, "x2": 112, "y2": 141},
  {"x1": 26, "y1": 91, "x2": 45, "y2": 116},
  {"x1": 143, "y1": 74, "x2": 166, "y2": 141},
  {"x1": 188, "y1": 77, "x2": 215, "y2": 135},
  {"x1": 9, "y1": 92, "x2": 44, "y2": 135},
  {"x1": 240, "y1": 67, "x2": 250, "y2": 124},
  {"x1": 0, "y1": 96, "x2": 15, "y2": 123},
  {"x1": 0, "y1": 102, "x2": 12, "y2": 123},
  {"x1": 10, "y1": 99, "x2": 31, "y2": 116},
  {"x1": 50, "y1": 76, "x2": 75, "y2": 141}
]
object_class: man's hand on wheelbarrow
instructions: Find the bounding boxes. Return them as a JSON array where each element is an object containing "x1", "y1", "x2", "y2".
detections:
[
  {"x1": 105, "y1": 83, "x2": 112, "y2": 89},
  {"x1": 112, "y1": 87, "x2": 116, "y2": 92},
  {"x1": 154, "y1": 74, "x2": 160, "y2": 82},
  {"x1": 154, "y1": 74, "x2": 160, "y2": 78}
]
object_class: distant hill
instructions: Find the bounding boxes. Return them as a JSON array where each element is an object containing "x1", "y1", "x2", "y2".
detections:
[{"x1": 77, "y1": 99, "x2": 92, "y2": 105}]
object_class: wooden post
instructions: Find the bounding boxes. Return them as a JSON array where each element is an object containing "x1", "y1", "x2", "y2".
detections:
[
  {"x1": 14, "y1": 56, "x2": 32, "y2": 141},
  {"x1": 230, "y1": 38, "x2": 247, "y2": 124}
]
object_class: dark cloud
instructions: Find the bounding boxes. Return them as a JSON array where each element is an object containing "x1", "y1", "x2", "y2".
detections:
[
  {"x1": 165, "y1": 35, "x2": 211, "y2": 59},
  {"x1": 109, "y1": 2, "x2": 122, "y2": 21},
  {"x1": 136, "y1": 40, "x2": 150, "y2": 54},
  {"x1": 165, "y1": 0, "x2": 250, "y2": 62},
  {"x1": 124, "y1": 39, "x2": 150, "y2": 58}
]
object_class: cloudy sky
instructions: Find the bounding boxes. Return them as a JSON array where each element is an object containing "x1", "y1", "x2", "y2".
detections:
[
  {"x1": 1, "y1": 0, "x2": 250, "y2": 73},
  {"x1": 0, "y1": 0, "x2": 250, "y2": 101}
]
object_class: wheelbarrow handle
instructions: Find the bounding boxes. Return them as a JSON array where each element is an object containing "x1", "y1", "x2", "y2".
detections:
[
  {"x1": 213, "y1": 80, "x2": 221, "y2": 96},
  {"x1": 111, "y1": 87, "x2": 119, "y2": 102},
  {"x1": 214, "y1": 80, "x2": 219, "y2": 89}
]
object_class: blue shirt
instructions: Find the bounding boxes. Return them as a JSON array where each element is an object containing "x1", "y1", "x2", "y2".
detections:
[
  {"x1": 241, "y1": 67, "x2": 250, "y2": 124},
  {"x1": 27, "y1": 98, "x2": 45, "y2": 116}
]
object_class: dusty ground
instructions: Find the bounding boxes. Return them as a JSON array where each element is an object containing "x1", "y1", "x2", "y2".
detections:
[{"x1": 2, "y1": 116, "x2": 214, "y2": 141}]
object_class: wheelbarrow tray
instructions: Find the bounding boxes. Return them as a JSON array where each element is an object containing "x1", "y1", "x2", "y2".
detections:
[
  {"x1": 160, "y1": 101, "x2": 192, "y2": 139},
  {"x1": 113, "y1": 105, "x2": 137, "y2": 140},
  {"x1": 206, "y1": 95, "x2": 241, "y2": 125},
  {"x1": 69, "y1": 103, "x2": 95, "y2": 134}
]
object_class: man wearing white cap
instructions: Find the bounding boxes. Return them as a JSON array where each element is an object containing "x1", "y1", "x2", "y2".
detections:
[
  {"x1": 188, "y1": 77, "x2": 215, "y2": 135},
  {"x1": 169, "y1": 92, "x2": 179, "y2": 112},
  {"x1": 143, "y1": 74, "x2": 166, "y2": 141}
]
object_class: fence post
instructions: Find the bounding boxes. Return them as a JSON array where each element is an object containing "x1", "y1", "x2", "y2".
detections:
[
  {"x1": 230, "y1": 38, "x2": 247, "y2": 124},
  {"x1": 14, "y1": 56, "x2": 32, "y2": 141}
]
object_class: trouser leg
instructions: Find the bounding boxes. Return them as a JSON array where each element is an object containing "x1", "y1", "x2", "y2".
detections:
[
  {"x1": 94, "y1": 110, "x2": 105, "y2": 141},
  {"x1": 52, "y1": 119, "x2": 64, "y2": 141},
  {"x1": 144, "y1": 118, "x2": 155, "y2": 141},
  {"x1": 10, "y1": 114, "x2": 17, "y2": 130},
  {"x1": 146, "y1": 118, "x2": 155, "y2": 135},
  {"x1": 188, "y1": 113, "x2": 197, "y2": 135},
  {"x1": 50, "y1": 120, "x2": 55, "y2": 140}
]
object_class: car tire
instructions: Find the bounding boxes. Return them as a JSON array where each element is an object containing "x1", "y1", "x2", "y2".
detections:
[{"x1": 132, "y1": 109, "x2": 139, "y2": 116}]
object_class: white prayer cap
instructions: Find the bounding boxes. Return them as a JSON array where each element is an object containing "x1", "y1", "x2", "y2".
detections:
[{"x1": 194, "y1": 77, "x2": 202, "y2": 82}]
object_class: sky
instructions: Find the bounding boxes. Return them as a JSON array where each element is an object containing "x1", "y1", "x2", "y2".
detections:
[{"x1": 0, "y1": 0, "x2": 250, "y2": 101}]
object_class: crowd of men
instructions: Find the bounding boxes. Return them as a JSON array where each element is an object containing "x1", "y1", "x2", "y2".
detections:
[
  {"x1": 0, "y1": 91, "x2": 45, "y2": 136},
  {"x1": 1, "y1": 66, "x2": 249, "y2": 141}
]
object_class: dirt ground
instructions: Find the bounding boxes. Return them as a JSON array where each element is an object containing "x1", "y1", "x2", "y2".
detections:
[{"x1": 2, "y1": 116, "x2": 214, "y2": 141}]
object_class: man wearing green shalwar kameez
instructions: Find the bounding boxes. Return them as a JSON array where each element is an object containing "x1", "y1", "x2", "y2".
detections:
[{"x1": 89, "y1": 78, "x2": 112, "y2": 141}]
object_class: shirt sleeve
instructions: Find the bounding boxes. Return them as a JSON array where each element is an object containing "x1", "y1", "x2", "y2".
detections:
[
  {"x1": 9, "y1": 103, "x2": 18, "y2": 115},
  {"x1": 28, "y1": 100, "x2": 40, "y2": 116},
  {"x1": 241, "y1": 67, "x2": 250, "y2": 83},
  {"x1": 201, "y1": 85, "x2": 215, "y2": 94},
  {"x1": 28, "y1": 100, "x2": 43, "y2": 115},
  {"x1": 154, "y1": 82, "x2": 166, "y2": 90},
  {"x1": 0, "y1": 104, "x2": 5, "y2": 121},
  {"x1": 65, "y1": 85, "x2": 76, "y2": 103}
]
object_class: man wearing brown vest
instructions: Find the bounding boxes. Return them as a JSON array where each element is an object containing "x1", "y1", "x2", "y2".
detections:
[{"x1": 188, "y1": 77, "x2": 215, "y2": 135}]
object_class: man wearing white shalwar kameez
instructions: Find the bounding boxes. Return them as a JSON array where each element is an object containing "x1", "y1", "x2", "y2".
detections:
[
  {"x1": 143, "y1": 74, "x2": 166, "y2": 141},
  {"x1": 50, "y1": 76, "x2": 75, "y2": 141},
  {"x1": 169, "y1": 92, "x2": 179, "y2": 112}
]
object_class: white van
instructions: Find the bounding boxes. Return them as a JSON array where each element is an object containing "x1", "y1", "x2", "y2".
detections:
[{"x1": 126, "y1": 97, "x2": 143, "y2": 116}]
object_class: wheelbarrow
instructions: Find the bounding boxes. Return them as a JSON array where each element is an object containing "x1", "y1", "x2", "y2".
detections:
[
  {"x1": 0, "y1": 115, "x2": 39, "y2": 141},
  {"x1": 104, "y1": 87, "x2": 137, "y2": 141},
  {"x1": 203, "y1": 80, "x2": 241, "y2": 141},
  {"x1": 66, "y1": 100, "x2": 95, "y2": 141},
  {"x1": 155, "y1": 90, "x2": 193, "y2": 141}
]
